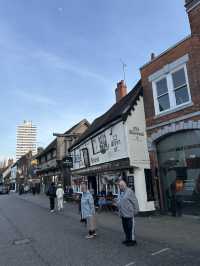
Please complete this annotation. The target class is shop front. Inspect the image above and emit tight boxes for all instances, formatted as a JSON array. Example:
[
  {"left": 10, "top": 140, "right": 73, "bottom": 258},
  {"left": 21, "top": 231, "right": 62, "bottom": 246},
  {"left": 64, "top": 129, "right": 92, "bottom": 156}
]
[
  {"left": 71, "top": 158, "right": 131, "bottom": 196},
  {"left": 157, "top": 130, "right": 200, "bottom": 215}
]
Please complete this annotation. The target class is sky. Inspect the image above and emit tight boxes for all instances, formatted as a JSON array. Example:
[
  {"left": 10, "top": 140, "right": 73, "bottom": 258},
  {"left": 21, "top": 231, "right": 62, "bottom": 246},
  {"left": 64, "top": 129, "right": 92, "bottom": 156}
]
[{"left": 0, "top": 0, "right": 190, "bottom": 160}]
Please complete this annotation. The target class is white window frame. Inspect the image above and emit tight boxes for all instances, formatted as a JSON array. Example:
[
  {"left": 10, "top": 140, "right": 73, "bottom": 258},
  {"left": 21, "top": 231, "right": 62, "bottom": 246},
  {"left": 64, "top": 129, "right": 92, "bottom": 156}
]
[{"left": 152, "top": 64, "right": 191, "bottom": 115}]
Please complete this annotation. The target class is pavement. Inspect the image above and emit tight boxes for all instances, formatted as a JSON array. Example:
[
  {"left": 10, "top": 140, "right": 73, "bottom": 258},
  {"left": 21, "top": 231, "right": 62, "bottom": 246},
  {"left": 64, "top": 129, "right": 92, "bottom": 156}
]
[{"left": 0, "top": 193, "right": 199, "bottom": 266}]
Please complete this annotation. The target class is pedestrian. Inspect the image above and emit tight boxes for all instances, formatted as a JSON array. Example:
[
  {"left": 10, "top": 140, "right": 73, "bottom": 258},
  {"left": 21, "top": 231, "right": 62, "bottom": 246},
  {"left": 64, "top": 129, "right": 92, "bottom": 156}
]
[
  {"left": 47, "top": 182, "right": 56, "bottom": 213},
  {"left": 78, "top": 193, "right": 87, "bottom": 226},
  {"left": 117, "top": 180, "right": 139, "bottom": 247},
  {"left": 80, "top": 182, "right": 96, "bottom": 239},
  {"left": 56, "top": 184, "right": 64, "bottom": 211}
]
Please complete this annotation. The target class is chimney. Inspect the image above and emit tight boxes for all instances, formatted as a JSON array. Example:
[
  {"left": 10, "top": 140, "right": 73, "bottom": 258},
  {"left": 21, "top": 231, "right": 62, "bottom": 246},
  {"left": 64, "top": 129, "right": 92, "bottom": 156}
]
[
  {"left": 115, "top": 80, "right": 127, "bottom": 102},
  {"left": 151, "top": 53, "right": 156, "bottom": 61},
  {"left": 185, "top": 0, "right": 200, "bottom": 35}
]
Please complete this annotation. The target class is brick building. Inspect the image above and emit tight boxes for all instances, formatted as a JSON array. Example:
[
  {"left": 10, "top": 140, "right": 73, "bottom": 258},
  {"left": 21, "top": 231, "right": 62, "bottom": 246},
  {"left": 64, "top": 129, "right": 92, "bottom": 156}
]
[{"left": 140, "top": 0, "right": 200, "bottom": 215}]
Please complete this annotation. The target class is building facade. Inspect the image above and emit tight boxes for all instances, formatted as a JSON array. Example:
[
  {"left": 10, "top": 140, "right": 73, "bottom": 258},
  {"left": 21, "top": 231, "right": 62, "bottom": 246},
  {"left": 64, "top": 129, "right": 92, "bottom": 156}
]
[
  {"left": 140, "top": 0, "right": 200, "bottom": 215},
  {"left": 16, "top": 121, "right": 37, "bottom": 160},
  {"left": 70, "top": 81, "right": 155, "bottom": 213},
  {"left": 13, "top": 151, "right": 33, "bottom": 191},
  {"left": 36, "top": 120, "right": 90, "bottom": 191}
]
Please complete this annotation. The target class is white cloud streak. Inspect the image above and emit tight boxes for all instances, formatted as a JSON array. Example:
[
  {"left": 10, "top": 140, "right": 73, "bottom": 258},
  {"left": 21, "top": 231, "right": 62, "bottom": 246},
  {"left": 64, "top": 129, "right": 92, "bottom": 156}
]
[
  {"left": 13, "top": 89, "right": 56, "bottom": 106},
  {"left": 33, "top": 50, "right": 109, "bottom": 83}
]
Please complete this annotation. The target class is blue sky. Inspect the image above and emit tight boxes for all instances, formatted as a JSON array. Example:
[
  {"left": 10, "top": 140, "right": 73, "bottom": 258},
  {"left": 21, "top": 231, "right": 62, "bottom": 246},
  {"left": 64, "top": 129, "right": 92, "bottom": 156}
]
[{"left": 0, "top": 0, "right": 190, "bottom": 160}]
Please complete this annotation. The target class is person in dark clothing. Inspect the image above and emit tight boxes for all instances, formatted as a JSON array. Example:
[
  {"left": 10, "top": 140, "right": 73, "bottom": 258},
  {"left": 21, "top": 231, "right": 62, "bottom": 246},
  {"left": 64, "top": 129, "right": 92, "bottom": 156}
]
[
  {"left": 78, "top": 193, "right": 87, "bottom": 226},
  {"left": 47, "top": 182, "right": 56, "bottom": 212},
  {"left": 170, "top": 181, "right": 183, "bottom": 217}
]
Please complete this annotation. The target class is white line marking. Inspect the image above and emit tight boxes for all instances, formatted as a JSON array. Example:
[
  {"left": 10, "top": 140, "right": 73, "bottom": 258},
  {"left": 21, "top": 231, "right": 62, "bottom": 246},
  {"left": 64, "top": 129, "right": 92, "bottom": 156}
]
[
  {"left": 124, "top": 262, "right": 136, "bottom": 266},
  {"left": 151, "top": 248, "right": 170, "bottom": 256}
]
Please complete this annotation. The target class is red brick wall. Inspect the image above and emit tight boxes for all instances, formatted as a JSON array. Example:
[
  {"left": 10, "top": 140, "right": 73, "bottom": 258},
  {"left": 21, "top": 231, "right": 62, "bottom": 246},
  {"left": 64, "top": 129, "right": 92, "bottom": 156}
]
[
  {"left": 188, "top": 3, "right": 200, "bottom": 35},
  {"left": 140, "top": 36, "right": 200, "bottom": 128}
]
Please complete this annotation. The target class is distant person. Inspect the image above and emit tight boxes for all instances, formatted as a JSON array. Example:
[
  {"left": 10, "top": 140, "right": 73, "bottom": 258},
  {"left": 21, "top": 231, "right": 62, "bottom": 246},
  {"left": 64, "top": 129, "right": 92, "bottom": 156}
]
[
  {"left": 78, "top": 193, "right": 87, "bottom": 225},
  {"left": 80, "top": 182, "right": 96, "bottom": 239},
  {"left": 170, "top": 181, "right": 183, "bottom": 217},
  {"left": 32, "top": 184, "right": 36, "bottom": 195},
  {"left": 117, "top": 180, "right": 139, "bottom": 247},
  {"left": 47, "top": 182, "right": 56, "bottom": 212},
  {"left": 56, "top": 184, "right": 64, "bottom": 211},
  {"left": 69, "top": 186, "right": 73, "bottom": 196}
]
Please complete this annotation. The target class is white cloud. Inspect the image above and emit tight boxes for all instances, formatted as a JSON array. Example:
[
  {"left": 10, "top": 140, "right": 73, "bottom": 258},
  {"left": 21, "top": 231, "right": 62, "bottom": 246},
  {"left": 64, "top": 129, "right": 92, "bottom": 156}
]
[
  {"left": 13, "top": 89, "right": 56, "bottom": 106},
  {"left": 33, "top": 50, "right": 110, "bottom": 83}
]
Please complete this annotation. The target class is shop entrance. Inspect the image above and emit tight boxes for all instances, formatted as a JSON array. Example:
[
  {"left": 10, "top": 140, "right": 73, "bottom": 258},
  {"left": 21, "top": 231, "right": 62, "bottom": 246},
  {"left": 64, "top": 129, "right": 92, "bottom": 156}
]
[
  {"left": 157, "top": 130, "right": 200, "bottom": 215},
  {"left": 87, "top": 176, "right": 97, "bottom": 196}
]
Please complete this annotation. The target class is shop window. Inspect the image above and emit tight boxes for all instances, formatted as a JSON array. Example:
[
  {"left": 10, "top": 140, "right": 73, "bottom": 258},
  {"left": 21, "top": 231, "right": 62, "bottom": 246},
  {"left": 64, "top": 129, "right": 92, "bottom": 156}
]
[
  {"left": 144, "top": 169, "right": 155, "bottom": 201},
  {"left": 157, "top": 130, "right": 200, "bottom": 215}
]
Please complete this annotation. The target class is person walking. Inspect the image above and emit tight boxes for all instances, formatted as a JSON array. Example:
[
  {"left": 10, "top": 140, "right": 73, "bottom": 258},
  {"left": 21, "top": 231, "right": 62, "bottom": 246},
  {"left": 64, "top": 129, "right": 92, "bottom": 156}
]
[
  {"left": 117, "top": 180, "right": 139, "bottom": 247},
  {"left": 56, "top": 184, "right": 64, "bottom": 211},
  {"left": 80, "top": 182, "right": 96, "bottom": 239},
  {"left": 47, "top": 182, "right": 56, "bottom": 213}
]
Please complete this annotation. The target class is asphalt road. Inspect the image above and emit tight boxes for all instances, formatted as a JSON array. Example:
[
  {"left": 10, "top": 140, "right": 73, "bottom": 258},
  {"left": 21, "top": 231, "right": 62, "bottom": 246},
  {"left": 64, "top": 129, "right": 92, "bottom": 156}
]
[{"left": 0, "top": 194, "right": 199, "bottom": 266}]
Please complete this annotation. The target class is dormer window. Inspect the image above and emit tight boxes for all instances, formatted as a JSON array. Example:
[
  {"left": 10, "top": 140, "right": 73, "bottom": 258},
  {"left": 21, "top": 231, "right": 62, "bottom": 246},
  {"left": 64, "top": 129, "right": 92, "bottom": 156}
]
[{"left": 149, "top": 55, "right": 191, "bottom": 115}]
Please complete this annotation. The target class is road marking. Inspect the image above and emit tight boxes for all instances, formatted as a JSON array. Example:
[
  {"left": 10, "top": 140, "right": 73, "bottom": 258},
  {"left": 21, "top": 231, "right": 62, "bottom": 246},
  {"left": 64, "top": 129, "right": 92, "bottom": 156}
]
[
  {"left": 124, "top": 262, "right": 136, "bottom": 266},
  {"left": 151, "top": 248, "right": 170, "bottom": 256},
  {"left": 13, "top": 238, "right": 31, "bottom": 245}
]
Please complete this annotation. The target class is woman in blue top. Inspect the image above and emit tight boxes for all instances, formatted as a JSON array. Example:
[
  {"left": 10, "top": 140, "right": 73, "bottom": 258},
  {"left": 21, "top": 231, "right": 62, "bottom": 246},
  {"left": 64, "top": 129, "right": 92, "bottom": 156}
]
[{"left": 81, "top": 182, "right": 96, "bottom": 239}]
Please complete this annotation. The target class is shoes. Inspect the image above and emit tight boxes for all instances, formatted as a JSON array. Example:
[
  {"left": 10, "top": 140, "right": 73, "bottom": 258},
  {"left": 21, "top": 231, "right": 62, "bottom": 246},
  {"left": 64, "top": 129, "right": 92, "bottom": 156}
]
[
  {"left": 93, "top": 233, "right": 97, "bottom": 236},
  {"left": 50, "top": 210, "right": 55, "bottom": 213},
  {"left": 85, "top": 234, "right": 94, "bottom": 239},
  {"left": 125, "top": 240, "right": 137, "bottom": 247},
  {"left": 122, "top": 240, "right": 129, "bottom": 245}
]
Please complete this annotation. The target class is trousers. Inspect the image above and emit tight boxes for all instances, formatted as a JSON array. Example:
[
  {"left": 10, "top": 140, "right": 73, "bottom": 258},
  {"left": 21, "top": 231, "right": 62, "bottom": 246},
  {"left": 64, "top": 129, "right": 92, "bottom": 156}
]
[
  {"left": 49, "top": 197, "right": 55, "bottom": 210},
  {"left": 57, "top": 198, "right": 63, "bottom": 210},
  {"left": 87, "top": 215, "right": 96, "bottom": 234},
  {"left": 122, "top": 217, "right": 133, "bottom": 241}
]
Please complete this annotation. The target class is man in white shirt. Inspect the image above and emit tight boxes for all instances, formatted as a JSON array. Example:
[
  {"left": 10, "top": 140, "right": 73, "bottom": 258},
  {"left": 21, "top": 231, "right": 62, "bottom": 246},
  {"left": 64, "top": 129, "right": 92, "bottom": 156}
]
[{"left": 56, "top": 184, "right": 64, "bottom": 211}]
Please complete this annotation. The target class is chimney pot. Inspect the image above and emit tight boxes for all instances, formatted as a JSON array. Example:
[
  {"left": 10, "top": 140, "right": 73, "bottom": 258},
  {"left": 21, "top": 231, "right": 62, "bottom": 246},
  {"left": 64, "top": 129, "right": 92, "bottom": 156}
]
[
  {"left": 115, "top": 80, "right": 127, "bottom": 102},
  {"left": 151, "top": 53, "right": 156, "bottom": 60}
]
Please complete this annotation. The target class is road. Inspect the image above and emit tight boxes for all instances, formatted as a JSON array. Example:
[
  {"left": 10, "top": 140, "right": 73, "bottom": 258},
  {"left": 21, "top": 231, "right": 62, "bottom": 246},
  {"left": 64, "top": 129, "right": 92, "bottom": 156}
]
[{"left": 0, "top": 194, "right": 199, "bottom": 266}]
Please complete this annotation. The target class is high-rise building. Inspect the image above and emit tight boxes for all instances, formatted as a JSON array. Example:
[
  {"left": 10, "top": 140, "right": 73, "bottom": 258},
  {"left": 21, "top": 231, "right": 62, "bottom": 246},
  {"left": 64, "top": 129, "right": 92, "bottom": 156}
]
[{"left": 16, "top": 121, "right": 37, "bottom": 160}]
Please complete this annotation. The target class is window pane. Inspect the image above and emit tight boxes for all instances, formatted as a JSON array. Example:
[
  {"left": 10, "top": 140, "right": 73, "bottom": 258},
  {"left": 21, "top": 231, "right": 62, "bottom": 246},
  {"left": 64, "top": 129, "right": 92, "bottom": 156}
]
[
  {"left": 172, "top": 68, "right": 186, "bottom": 88},
  {"left": 175, "top": 85, "right": 189, "bottom": 105},
  {"left": 158, "top": 94, "right": 170, "bottom": 111},
  {"left": 156, "top": 78, "right": 168, "bottom": 96}
]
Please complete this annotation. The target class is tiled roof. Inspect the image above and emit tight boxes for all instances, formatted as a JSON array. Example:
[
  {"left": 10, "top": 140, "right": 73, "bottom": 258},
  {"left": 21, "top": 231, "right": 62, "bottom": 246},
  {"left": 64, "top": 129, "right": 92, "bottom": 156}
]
[{"left": 70, "top": 80, "right": 142, "bottom": 150}]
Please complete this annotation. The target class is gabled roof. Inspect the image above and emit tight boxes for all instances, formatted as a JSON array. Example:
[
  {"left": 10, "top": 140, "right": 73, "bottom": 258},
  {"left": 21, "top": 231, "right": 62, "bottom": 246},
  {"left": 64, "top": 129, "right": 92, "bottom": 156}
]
[
  {"left": 70, "top": 80, "right": 143, "bottom": 150},
  {"left": 36, "top": 119, "right": 90, "bottom": 159}
]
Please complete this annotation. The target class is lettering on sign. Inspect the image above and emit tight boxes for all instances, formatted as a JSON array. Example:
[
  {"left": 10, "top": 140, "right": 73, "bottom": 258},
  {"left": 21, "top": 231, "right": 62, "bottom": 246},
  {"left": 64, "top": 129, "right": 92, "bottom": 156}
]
[
  {"left": 91, "top": 157, "right": 100, "bottom": 164},
  {"left": 129, "top": 127, "right": 144, "bottom": 142},
  {"left": 111, "top": 134, "right": 121, "bottom": 152}
]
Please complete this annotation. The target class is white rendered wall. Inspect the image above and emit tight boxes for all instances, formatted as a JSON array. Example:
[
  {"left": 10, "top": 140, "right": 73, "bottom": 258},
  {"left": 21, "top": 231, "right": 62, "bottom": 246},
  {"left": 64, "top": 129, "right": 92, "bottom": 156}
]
[
  {"left": 134, "top": 168, "right": 155, "bottom": 212},
  {"left": 125, "top": 97, "right": 155, "bottom": 212}
]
